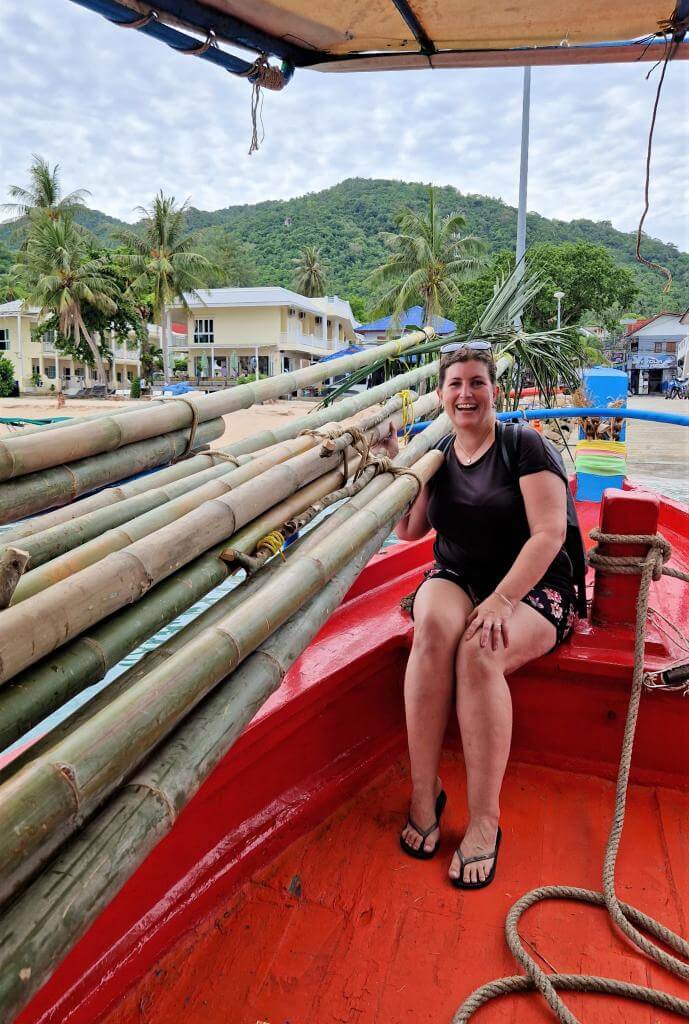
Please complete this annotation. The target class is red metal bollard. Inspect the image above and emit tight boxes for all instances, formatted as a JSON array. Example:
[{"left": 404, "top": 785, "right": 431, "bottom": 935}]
[{"left": 590, "top": 488, "right": 660, "bottom": 628}]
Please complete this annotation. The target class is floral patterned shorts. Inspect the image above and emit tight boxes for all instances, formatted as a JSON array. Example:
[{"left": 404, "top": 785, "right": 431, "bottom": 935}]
[{"left": 409, "top": 566, "right": 577, "bottom": 650}]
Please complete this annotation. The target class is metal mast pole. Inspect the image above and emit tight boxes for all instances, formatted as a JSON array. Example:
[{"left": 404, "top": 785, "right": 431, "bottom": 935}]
[{"left": 514, "top": 66, "right": 531, "bottom": 328}]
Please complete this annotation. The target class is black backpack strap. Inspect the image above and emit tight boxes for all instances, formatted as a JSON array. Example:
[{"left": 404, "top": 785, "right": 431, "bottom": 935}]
[
  {"left": 435, "top": 432, "right": 455, "bottom": 457},
  {"left": 497, "top": 420, "right": 523, "bottom": 478}
]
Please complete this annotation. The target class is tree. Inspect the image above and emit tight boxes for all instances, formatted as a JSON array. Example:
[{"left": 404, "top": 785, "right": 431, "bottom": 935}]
[
  {"left": 291, "top": 245, "right": 327, "bottom": 297},
  {"left": 18, "top": 214, "right": 117, "bottom": 382},
  {"left": 0, "top": 355, "right": 15, "bottom": 397},
  {"left": 367, "top": 186, "right": 486, "bottom": 325},
  {"left": 451, "top": 251, "right": 516, "bottom": 333},
  {"left": 525, "top": 242, "right": 637, "bottom": 330},
  {"left": 195, "top": 228, "right": 257, "bottom": 288},
  {"left": 2, "top": 155, "right": 90, "bottom": 222},
  {"left": 117, "top": 192, "right": 211, "bottom": 381}
]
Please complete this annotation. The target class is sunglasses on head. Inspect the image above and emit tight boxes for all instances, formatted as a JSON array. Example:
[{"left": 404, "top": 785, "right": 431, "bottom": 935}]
[{"left": 440, "top": 340, "right": 493, "bottom": 354}]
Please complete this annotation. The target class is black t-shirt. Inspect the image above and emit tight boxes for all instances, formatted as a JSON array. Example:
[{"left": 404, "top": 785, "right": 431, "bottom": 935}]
[{"left": 427, "top": 427, "right": 574, "bottom": 597}]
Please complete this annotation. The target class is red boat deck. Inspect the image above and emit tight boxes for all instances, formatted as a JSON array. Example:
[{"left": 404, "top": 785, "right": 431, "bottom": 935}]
[
  {"left": 16, "top": 487, "right": 689, "bottom": 1024},
  {"left": 99, "top": 753, "right": 689, "bottom": 1024}
]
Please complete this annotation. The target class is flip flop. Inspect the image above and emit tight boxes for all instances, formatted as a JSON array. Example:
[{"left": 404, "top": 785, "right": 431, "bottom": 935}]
[
  {"left": 399, "top": 789, "right": 447, "bottom": 860},
  {"left": 451, "top": 826, "right": 502, "bottom": 890}
]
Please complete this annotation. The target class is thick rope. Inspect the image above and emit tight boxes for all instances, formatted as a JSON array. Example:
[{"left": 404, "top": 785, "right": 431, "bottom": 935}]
[{"left": 452, "top": 530, "right": 689, "bottom": 1023}]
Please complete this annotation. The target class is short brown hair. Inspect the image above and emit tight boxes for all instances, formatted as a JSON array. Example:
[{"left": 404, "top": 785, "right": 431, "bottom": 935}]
[{"left": 438, "top": 347, "right": 496, "bottom": 387}]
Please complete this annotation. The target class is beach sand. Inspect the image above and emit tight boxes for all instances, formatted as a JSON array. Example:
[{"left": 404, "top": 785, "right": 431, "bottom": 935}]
[{"left": 0, "top": 396, "right": 317, "bottom": 448}]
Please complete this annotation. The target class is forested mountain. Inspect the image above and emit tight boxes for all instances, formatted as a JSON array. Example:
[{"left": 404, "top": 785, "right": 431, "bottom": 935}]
[{"left": 2, "top": 177, "right": 686, "bottom": 316}]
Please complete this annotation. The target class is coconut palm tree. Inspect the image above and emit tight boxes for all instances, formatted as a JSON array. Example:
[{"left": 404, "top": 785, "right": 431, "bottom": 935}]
[
  {"left": 2, "top": 155, "right": 90, "bottom": 222},
  {"left": 368, "top": 186, "right": 486, "bottom": 327},
  {"left": 117, "top": 192, "right": 211, "bottom": 381},
  {"left": 291, "top": 246, "right": 326, "bottom": 297},
  {"left": 19, "top": 214, "right": 117, "bottom": 383}
]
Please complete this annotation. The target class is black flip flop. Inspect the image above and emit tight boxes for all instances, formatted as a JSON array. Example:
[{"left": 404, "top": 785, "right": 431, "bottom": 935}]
[
  {"left": 451, "top": 827, "right": 502, "bottom": 890},
  {"left": 399, "top": 789, "right": 447, "bottom": 860}
]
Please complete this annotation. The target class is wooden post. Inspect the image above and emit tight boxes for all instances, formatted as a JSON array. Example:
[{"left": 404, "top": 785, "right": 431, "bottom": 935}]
[{"left": 590, "top": 488, "right": 660, "bottom": 628}]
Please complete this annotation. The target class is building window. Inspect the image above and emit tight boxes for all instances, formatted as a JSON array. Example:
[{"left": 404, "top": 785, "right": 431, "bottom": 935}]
[
  {"left": 63, "top": 367, "right": 71, "bottom": 379},
  {"left": 127, "top": 371, "right": 133, "bottom": 382},
  {"left": 0, "top": 328, "right": 8, "bottom": 351},
  {"left": 194, "top": 318, "right": 214, "bottom": 343},
  {"left": 666, "top": 341, "right": 676, "bottom": 353},
  {"left": 315, "top": 315, "right": 322, "bottom": 325},
  {"left": 42, "top": 329, "right": 56, "bottom": 344},
  {"left": 46, "top": 365, "right": 57, "bottom": 379},
  {"left": 653, "top": 342, "right": 663, "bottom": 352}
]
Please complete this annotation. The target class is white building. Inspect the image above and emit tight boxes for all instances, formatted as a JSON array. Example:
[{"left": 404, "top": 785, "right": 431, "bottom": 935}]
[
  {"left": 624, "top": 313, "right": 689, "bottom": 394},
  {"left": 168, "top": 288, "right": 358, "bottom": 379}
]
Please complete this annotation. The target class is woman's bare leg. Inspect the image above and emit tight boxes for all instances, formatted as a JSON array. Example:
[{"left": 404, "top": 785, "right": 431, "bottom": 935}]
[
  {"left": 401, "top": 579, "right": 473, "bottom": 853},
  {"left": 449, "top": 603, "right": 556, "bottom": 883}
]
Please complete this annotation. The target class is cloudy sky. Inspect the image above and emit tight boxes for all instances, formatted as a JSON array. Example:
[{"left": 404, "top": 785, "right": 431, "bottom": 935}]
[{"left": 1, "top": 1, "right": 687, "bottom": 251}]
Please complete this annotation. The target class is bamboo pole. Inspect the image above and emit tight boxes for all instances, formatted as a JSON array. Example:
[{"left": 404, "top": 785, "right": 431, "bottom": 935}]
[
  {"left": 0, "top": 331, "right": 432, "bottom": 482},
  {"left": 0, "top": 448, "right": 242, "bottom": 542},
  {"left": 0, "top": 461, "right": 362, "bottom": 760},
  {"left": 0, "top": 519, "right": 393, "bottom": 1022},
  {"left": 220, "top": 358, "right": 440, "bottom": 457},
  {"left": 1, "top": 358, "right": 439, "bottom": 539},
  {"left": 0, "top": 446, "right": 441, "bottom": 907},
  {"left": 0, "top": 418, "right": 225, "bottom": 526}
]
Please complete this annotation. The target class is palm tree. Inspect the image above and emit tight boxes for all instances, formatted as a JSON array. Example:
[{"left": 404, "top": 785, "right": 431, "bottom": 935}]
[
  {"left": 2, "top": 155, "right": 90, "bottom": 221},
  {"left": 117, "top": 192, "right": 210, "bottom": 381},
  {"left": 368, "top": 186, "right": 486, "bottom": 327},
  {"left": 291, "top": 246, "right": 326, "bottom": 297},
  {"left": 19, "top": 215, "right": 117, "bottom": 383}
]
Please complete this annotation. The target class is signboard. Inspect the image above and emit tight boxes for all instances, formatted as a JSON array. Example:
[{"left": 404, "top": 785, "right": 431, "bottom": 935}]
[{"left": 627, "top": 353, "right": 676, "bottom": 369}]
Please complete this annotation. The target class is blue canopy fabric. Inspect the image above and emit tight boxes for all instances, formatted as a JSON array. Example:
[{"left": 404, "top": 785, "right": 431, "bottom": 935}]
[
  {"left": 319, "top": 345, "right": 366, "bottom": 362},
  {"left": 356, "top": 306, "right": 455, "bottom": 335}
]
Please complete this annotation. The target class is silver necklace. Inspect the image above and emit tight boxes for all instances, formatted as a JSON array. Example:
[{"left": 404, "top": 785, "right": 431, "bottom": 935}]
[{"left": 455, "top": 423, "right": 495, "bottom": 464}]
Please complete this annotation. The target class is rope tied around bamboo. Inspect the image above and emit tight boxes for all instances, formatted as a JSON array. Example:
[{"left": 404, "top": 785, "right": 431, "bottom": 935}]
[{"left": 452, "top": 530, "right": 689, "bottom": 1024}]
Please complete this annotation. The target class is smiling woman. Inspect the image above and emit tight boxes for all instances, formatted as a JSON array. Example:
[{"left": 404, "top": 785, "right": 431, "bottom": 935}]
[{"left": 383, "top": 345, "right": 575, "bottom": 889}]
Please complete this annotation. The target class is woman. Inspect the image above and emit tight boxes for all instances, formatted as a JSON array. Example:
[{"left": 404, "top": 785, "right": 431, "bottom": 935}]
[{"left": 388, "top": 344, "right": 577, "bottom": 890}]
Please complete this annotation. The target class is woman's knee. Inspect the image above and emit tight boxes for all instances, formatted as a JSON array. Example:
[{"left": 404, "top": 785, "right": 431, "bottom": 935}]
[
  {"left": 412, "top": 615, "right": 464, "bottom": 660},
  {"left": 456, "top": 635, "right": 504, "bottom": 687}
]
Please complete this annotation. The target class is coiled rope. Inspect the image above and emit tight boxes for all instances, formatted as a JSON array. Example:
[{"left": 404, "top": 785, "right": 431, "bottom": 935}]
[{"left": 452, "top": 530, "right": 689, "bottom": 1023}]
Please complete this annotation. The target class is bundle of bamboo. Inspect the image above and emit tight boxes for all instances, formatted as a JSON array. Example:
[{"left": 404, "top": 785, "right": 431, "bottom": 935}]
[{"left": 0, "top": 332, "right": 455, "bottom": 1021}]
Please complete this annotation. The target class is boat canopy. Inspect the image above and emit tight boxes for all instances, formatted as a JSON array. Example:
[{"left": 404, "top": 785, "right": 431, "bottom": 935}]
[{"left": 70, "top": 0, "right": 689, "bottom": 76}]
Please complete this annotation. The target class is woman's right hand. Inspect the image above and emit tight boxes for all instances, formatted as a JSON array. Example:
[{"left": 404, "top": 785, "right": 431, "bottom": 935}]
[{"left": 373, "top": 420, "right": 399, "bottom": 460}]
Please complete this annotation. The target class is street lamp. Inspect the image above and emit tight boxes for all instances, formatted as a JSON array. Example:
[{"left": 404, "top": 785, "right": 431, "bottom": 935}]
[{"left": 553, "top": 291, "right": 565, "bottom": 330}]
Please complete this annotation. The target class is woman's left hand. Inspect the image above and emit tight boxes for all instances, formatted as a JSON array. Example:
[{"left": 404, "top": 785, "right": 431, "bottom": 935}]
[{"left": 463, "top": 593, "right": 514, "bottom": 650}]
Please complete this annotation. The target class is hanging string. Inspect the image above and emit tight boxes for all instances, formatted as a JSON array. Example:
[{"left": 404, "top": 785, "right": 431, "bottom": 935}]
[
  {"left": 635, "top": 9, "right": 689, "bottom": 292},
  {"left": 237, "top": 55, "right": 291, "bottom": 155}
]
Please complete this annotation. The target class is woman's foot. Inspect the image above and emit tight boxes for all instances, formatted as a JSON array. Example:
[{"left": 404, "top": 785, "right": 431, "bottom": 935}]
[
  {"left": 449, "top": 817, "right": 500, "bottom": 885},
  {"left": 400, "top": 777, "right": 444, "bottom": 855}
]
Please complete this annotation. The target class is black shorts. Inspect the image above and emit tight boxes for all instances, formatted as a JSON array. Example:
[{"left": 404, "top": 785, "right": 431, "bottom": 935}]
[{"left": 409, "top": 566, "right": 577, "bottom": 649}]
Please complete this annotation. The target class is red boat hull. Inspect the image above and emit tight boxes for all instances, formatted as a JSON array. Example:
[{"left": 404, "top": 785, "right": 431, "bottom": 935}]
[{"left": 16, "top": 488, "right": 689, "bottom": 1024}]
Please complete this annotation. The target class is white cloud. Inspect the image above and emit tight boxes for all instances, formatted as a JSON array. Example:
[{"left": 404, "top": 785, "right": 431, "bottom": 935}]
[{"left": 0, "top": 1, "right": 687, "bottom": 252}]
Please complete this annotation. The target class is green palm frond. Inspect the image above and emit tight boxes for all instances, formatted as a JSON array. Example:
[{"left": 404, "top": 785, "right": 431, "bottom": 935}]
[{"left": 2, "top": 155, "right": 90, "bottom": 221}]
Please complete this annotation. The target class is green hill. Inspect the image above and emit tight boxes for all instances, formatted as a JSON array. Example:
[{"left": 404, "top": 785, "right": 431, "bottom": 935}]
[{"left": 1, "top": 177, "right": 686, "bottom": 315}]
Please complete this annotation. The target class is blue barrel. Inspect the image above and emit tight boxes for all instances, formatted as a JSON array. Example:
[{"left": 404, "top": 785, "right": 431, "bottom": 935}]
[{"left": 576, "top": 367, "right": 628, "bottom": 501}]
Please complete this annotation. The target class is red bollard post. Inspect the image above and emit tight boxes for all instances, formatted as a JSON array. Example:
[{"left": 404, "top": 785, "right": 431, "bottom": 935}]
[{"left": 591, "top": 488, "right": 660, "bottom": 628}]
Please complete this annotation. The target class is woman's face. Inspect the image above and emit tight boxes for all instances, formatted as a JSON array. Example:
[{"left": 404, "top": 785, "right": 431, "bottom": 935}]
[{"left": 438, "top": 359, "right": 498, "bottom": 431}]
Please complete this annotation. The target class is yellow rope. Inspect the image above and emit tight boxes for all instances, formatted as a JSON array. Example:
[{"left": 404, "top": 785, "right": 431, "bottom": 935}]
[
  {"left": 397, "top": 389, "right": 414, "bottom": 442},
  {"left": 256, "top": 530, "right": 286, "bottom": 560}
]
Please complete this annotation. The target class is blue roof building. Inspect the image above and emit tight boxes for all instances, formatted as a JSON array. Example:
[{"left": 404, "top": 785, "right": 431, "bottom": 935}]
[{"left": 356, "top": 306, "right": 456, "bottom": 343}]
